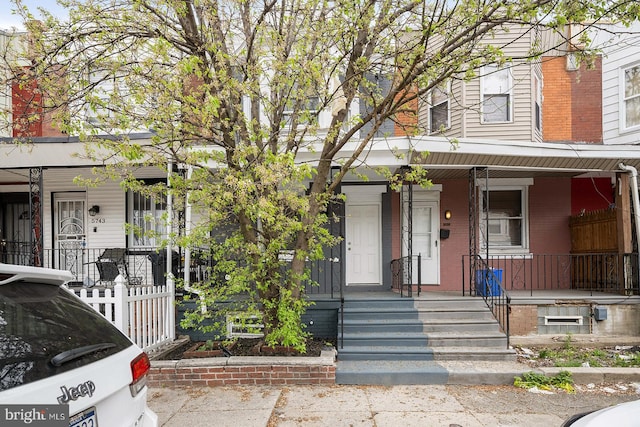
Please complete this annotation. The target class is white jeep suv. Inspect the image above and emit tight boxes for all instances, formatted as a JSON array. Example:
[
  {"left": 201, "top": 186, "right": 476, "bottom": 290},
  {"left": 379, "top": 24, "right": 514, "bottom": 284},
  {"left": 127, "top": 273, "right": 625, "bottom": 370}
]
[{"left": 0, "top": 263, "right": 158, "bottom": 427}]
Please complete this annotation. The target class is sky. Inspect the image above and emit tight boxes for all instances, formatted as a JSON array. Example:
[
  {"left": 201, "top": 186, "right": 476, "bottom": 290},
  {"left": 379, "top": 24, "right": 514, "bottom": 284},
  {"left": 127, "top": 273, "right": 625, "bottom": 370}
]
[{"left": 0, "top": 0, "right": 68, "bottom": 31}]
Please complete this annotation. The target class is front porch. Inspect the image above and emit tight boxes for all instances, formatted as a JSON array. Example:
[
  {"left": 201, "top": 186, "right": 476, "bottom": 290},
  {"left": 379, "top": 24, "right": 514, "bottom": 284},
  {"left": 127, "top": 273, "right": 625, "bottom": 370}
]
[{"left": 1, "top": 244, "right": 195, "bottom": 288}]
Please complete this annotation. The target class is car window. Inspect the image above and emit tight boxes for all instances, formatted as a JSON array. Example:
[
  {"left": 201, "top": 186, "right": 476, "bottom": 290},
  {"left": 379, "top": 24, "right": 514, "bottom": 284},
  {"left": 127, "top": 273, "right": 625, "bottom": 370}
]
[{"left": 0, "top": 281, "right": 132, "bottom": 391}]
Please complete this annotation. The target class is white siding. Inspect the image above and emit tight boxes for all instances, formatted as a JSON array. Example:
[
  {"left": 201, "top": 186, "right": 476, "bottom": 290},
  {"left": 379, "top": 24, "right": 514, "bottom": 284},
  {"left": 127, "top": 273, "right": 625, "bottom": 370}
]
[
  {"left": 43, "top": 168, "right": 127, "bottom": 251},
  {"left": 600, "top": 21, "right": 640, "bottom": 145}
]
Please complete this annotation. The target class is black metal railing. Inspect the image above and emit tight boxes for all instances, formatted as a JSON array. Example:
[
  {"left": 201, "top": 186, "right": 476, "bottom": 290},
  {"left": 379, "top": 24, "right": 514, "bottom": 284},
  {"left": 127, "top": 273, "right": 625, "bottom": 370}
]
[
  {"left": 391, "top": 255, "right": 423, "bottom": 297},
  {"left": 465, "top": 255, "right": 511, "bottom": 346},
  {"left": 0, "top": 240, "right": 37, "bottom": 266},
  {"left": 462, "top": 253, "right": 640, "bottom": 296},
  {"left": 0, "top": 245, "right": 189, "bottom": 288}
]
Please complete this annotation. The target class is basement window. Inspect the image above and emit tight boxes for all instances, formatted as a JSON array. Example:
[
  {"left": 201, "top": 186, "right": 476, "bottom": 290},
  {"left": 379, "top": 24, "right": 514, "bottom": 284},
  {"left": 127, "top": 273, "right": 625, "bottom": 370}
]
[
  {"left": 544, "top": 315, "right": 583, "bottom": 326},
  {"left": 226, "top": 313, "right": 264, "bottom": 338}
]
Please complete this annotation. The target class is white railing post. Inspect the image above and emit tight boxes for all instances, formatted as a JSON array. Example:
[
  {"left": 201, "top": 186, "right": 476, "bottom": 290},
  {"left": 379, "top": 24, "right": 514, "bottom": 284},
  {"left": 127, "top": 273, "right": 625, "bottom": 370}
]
[
  {"left": 113, "top": 275, "right": 128, "bottom": 333},
  {"left": 70, "top": 273, "right": 175, "bottom": 353},
  {"left": 167, "top": 274, "right": 176, "bottom": 342}
]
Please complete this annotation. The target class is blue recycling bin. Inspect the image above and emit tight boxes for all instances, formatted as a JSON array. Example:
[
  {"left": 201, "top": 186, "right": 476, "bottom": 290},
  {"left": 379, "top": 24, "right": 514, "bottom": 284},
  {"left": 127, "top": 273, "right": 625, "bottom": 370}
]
[{"left": 476, "top": 268, "right": 503, "bottom": 296}]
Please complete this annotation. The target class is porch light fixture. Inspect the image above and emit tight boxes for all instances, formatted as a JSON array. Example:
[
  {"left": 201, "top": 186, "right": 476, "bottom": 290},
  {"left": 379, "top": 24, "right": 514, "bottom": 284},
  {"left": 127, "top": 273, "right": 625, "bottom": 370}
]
[
  {"left": 88, "top": 205, "right": 100, "bottom": 216},
  {"left": 444, "top": 209, "right": 452, "bottom": 220}
]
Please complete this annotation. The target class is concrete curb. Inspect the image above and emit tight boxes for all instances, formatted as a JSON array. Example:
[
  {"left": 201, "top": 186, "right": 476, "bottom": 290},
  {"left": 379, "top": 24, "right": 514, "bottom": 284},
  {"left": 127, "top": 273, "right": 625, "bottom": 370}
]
[
  {"left": 539, "top": 367, "right": 640, "bottom": 384},
  {"left": 149, "top": 346, "right": 640, "bottom": 386},
  {"left": 441, "top": 361, "right": 640, "bottom": 385},
  {"left": 150, "top": 349, "right": 337, "bottom": 369}
]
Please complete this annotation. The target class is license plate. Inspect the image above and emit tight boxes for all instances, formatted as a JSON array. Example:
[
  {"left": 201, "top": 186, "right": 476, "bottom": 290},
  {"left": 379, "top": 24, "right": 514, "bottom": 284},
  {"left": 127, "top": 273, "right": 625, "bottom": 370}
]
[{"left": 69, "top": 407, "right": 98, "bottom": 427}]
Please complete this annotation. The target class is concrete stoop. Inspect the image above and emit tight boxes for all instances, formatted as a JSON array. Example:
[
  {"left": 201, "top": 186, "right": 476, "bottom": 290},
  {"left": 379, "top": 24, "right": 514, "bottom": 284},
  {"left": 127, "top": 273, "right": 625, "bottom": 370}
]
[{"left": 336, "top": 296, "right": 516, "bottom": 385}]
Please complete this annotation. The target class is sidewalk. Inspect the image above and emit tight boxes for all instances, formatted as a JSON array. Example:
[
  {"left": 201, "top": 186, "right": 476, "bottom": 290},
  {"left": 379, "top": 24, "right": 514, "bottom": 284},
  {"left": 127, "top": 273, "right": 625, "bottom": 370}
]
[{"left": 147, "top": 379, "right": 640, "bottom": 427}]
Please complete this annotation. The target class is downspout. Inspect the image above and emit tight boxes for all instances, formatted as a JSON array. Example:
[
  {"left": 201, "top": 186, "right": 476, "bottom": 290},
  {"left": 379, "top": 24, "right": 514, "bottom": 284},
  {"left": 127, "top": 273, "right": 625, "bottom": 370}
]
[{"left": 619, "top": 163, "right": 640, "bottom": 284}]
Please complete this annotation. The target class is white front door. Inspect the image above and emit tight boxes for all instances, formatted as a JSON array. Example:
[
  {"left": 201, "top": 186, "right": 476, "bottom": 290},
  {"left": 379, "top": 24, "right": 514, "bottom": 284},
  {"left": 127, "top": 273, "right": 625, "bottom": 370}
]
[
  {"left": 346, "top": 203, "right": 381, "bottom": 286},
  {"left": 402, "top": 197, "right": 440, "bottom": 285},
  {"left": 54, "top": 193, "right": 86, "bottom": 277}
]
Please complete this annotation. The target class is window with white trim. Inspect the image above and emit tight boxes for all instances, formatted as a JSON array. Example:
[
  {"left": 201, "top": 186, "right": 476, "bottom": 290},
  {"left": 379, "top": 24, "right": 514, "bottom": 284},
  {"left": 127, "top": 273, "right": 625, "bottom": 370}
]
[
  {"left": 479, "top": 181, "right": 530, "bottom": 252},
  {"left": 481, "top": 64, "right": 512, "bottom": 123},
  {"left": 85, "top": 64, "right": 129, "bottom": 127},
  {"left": 429, "top": 82, "right": 450, "bottom": 133},
  {"left": 623, "top": 64, "right": 640, "bottom": 130},
  {"left": 127, "top": 189, "right": 167, "bottom": 248},
  {"left": 86, "top": 66, "right": 112, "bottom": 125},
  {"left": 283, "top": 93, "right": 320, "bottom": 127},
  {"left": 534, "top": 74, "right": 542, "bottom": 131}
]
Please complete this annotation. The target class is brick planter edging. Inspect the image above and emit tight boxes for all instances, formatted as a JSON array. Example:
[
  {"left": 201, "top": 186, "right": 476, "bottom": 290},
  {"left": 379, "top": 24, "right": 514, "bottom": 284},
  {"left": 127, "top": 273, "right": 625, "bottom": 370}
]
[{"left": 148, "top": 350, "right": 337, "bottom": 387}]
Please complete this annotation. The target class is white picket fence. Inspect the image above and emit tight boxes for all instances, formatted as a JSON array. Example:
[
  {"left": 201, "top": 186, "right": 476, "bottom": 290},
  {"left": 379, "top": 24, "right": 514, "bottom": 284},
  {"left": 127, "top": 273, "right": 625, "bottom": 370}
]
[{"left": 65, "top": 275, "right": 176, "bottom": 353}]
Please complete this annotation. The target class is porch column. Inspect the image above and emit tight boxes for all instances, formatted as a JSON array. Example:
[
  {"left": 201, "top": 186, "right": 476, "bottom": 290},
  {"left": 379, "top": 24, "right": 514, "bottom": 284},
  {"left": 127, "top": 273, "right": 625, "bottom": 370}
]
[
  {"left": 29, "top": 167, "right": 43, "bottom": 267},
  {"left": 616, "top": 172, "right": 633, "bottom": 253},
  {"left": 615, "top": 172, "right": 634, "bottom": 293}
]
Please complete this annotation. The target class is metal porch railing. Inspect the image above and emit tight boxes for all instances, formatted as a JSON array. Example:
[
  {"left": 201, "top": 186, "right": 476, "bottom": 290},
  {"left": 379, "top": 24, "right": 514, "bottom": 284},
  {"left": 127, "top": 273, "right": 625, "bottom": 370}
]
[
  {"left": 462, "top": 253, "right": 640, "bottom": 296},
  {"left": 1, "top": 244, "right": 184, "bottom": 288},
  {"left": 464, "top": 255, "right": 511, "bottom": 346},
  {"left": 390, "top": 254, "right": 423, "bottom": 297}
]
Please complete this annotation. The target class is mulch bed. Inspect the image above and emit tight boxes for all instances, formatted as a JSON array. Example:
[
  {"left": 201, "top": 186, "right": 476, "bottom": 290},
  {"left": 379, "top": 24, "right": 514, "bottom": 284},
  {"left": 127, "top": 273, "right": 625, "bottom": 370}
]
[{"left": 159, "top": 337, "right": 336, "bottom": 360}]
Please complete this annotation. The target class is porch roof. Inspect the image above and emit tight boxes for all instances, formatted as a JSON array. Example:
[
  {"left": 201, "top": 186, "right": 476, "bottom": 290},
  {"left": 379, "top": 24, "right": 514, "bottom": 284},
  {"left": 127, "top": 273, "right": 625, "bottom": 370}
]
[
  {"left": 408, "top": 136, "right": 640, "bottom": 179},
  {"left": 2, "top": 134, "right": 640, "bottom": 181}
]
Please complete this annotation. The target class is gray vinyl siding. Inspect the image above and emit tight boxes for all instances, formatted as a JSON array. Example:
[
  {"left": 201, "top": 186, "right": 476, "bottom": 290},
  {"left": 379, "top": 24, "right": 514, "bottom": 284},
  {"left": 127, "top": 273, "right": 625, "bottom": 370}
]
[
  {"left": 360, "top": 73, "right": 396, "bottom": 138},
  {"left": 464, "top": 67, "right": 536, "bottom": 141},
  {"left": 178, "top": 299, "right": 340, "bottom": 341},
  {"left": 418, "top": 25, "right": 541, "bottom": 142}
]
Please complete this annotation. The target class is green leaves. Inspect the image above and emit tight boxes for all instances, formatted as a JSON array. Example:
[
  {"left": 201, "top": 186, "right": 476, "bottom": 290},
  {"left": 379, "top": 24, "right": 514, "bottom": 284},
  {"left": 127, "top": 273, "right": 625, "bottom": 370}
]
[
  {"left": 8, "top": 0, "right": 640, "bottom": 349},
  {"left": 514, "top": 371, "right": 575, "bottom": 393}
]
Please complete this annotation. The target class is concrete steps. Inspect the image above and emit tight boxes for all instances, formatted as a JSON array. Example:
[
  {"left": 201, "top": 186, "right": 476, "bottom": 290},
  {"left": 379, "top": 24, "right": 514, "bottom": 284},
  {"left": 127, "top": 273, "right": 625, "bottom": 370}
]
[{"left": 335, "top": 296, "right": 516, "bottom": 385}]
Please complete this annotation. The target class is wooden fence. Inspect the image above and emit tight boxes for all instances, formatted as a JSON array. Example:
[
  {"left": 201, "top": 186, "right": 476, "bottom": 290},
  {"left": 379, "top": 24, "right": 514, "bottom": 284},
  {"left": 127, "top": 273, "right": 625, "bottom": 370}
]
[
  {"left": 64, "top": 275, "right": 176, "bottom": 352},
  {"left": 569, "top": 208, "right": 618, "bottom": 253},
  {"left": 569, "top": 208, "right": 630, "bottom": 292}
]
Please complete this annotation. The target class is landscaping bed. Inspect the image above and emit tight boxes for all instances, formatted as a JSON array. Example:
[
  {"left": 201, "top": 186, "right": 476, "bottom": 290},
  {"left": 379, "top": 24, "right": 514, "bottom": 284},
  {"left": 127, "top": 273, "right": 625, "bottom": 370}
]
[
  {"left": 158, "top": 336, "right": 336, "bottom": 360},
  {"left": 516, "top": 344, "right": 640, "bottom": 368}
]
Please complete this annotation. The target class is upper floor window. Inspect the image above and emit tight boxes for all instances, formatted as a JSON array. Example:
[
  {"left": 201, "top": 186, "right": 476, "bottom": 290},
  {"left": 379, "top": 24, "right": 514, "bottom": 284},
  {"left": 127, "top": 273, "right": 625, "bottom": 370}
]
[
  {"left": 481, "top": 64, "right": 512, "bottom": 123},
  {"left": 479, "top": 179, "right": 531, "bottom": 254},
  {"left": 127, "top": 188, "right": 167, "bottom": 248},
  {"left": 429, "top": 82, "right": 450, "bottom": 133},
  {"left": 283, "top": 95, "right": 320, "bottom": 127},
  {"left": 623, "top": 64, "right": 640, "bottom": 130},
  {"left": 86, "top": 67, "right": 112, "bottom": 126},
  {"left": 534, "top": 75, "right": 542, "bottom": 131}
]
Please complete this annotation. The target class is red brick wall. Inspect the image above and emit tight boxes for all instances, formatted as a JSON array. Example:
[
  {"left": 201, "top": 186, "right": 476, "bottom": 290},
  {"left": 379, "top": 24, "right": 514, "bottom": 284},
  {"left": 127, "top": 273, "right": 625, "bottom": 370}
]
[
  {"left": 393, "top": 86, "right": 418, "bottom": 136},
  {"left": 529, "top": 177, "right": 571, "bottom": 254},
  {"left": 12, "top": 72, "right": 43, "bottom": 138},
  {"left": 11, "top": 67, "right": 65, "bottom": 138},
  {"left": 391, "top": 191, "right": 401, "bottom": 260},
  {"left": 433, "top": 177, "right": 571, "bottom": 291},
  {"left": 438, "top": 179, "right": 470, "bottom": 292},
  {"left": 148, "top": 363, "right": 336, "bottom": 387},
  {"left": 571, "top": 56, "right": 602, "bottom": 143},
  {"left": 542, "top": 56, "right": 602, "bottom": 143},
  {"left": 542, "top": 57, "right": 572, "bottom": 141}
]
